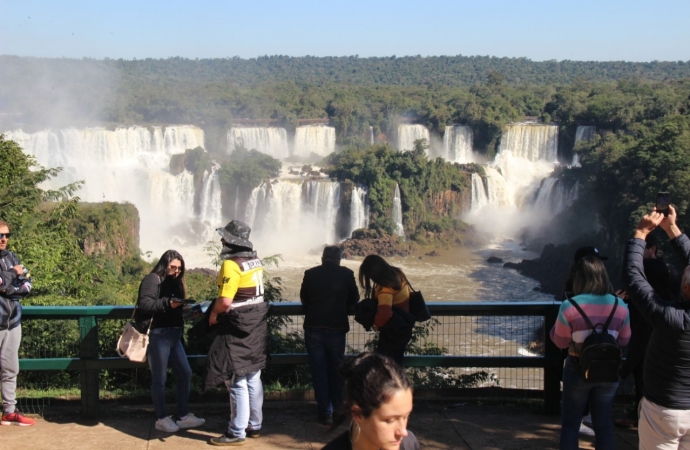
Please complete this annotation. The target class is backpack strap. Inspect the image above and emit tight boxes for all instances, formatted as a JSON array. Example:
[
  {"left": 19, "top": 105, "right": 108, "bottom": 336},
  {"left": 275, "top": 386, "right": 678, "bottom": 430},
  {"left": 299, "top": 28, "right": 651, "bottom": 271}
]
[
  {"left": 566, "top": 296, "right": 596, "bottom": 332},
  {"left": 567, "top": 295, "right": 619, "bottom": 333},
  {"left": 602, "top": 297, "right": 619, "bottom": 332}
]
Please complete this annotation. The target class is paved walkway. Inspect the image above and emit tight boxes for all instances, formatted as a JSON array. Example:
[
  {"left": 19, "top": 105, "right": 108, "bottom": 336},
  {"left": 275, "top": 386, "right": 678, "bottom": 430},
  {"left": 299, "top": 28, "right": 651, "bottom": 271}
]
[{"left": 3, "top": 400, "right": 639, "bottom": 449}]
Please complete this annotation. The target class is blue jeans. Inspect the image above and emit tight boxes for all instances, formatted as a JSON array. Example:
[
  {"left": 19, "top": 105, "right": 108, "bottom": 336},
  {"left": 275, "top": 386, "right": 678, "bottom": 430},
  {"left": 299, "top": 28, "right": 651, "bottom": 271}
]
[
  {"left": 147, "top": 327, "right": 192, "bottom": 419},
  {"left": 225, "top": 370, "right": 263, "bottom": 438},
  {"left": 304, "top": 328, "right": 346, "bottom": 418},
  {"left": 560, "top": 356, "right": 618, "bottom": 450}
]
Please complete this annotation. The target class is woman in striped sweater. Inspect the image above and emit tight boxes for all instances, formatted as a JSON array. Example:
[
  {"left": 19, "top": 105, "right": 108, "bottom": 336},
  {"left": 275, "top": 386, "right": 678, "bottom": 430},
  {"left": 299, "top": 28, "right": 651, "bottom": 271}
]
[
  {"left": 359, "top": 255, "right": 413, "bottom": 366},
  {"left": 550, "top": 256, "right": 631, "bottom": 450}
]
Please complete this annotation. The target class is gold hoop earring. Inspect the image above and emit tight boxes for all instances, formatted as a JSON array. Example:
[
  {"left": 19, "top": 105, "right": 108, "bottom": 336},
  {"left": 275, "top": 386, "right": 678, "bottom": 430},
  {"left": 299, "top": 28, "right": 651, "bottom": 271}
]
[{"left": 349, "top": 420, "right": 361, "bottom": 444}]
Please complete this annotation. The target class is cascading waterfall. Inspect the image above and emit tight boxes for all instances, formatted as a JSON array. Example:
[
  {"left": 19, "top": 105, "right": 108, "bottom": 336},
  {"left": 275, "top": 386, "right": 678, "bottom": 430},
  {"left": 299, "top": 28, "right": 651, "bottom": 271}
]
[
  {"left": 244, "top": 180, "right": 344, "bottom": 252},
  {"left": 441, "top": 125, "right": 474, "bottom": 163},
  {"left": 3, "top": 125, "right": 212, "bottom": 261},
  {"left": 397, "top": 124, "right": 430, "bottom": 153},
  {"left": 571, "top": 125, "right": 596, "bottom": 167},
  {"left": 293, "top": 125, "right": 336, "bottom": 158},
  {"left": 369, "top": 126, "right": 374, "bottom": 145},
  {"left": 498, "top": 124, "right": 558, "bottom": 162},
  {"left": 350, "top": 186, "right": 370, "bottom": 234},
  {"left": 467, "top": 123, "right": 571, "bottom": 235},
  {"left": 575, "top": 126, "right": 596, "bottom": 143},
  {"left": 392, "top": 184, "right": 405, "bottom": 237},
  {"left": 199, "top": 164, "right": 223, "bottom": 227},
  {"left": 470, "top": 173, "right": 489, "bottom": 211},
  {"left": 532, "top": 178, "right": 579, "bottom": 215},
  {"left": 227, "top": 127, "right": 289, "bottom": 159}
]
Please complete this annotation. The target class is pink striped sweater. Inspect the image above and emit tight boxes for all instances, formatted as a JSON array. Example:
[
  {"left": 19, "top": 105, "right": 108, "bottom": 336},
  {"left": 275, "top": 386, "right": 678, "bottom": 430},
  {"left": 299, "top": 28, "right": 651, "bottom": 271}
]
[{"left": 550, "top": 293, "right": 631, "bottom": 356}]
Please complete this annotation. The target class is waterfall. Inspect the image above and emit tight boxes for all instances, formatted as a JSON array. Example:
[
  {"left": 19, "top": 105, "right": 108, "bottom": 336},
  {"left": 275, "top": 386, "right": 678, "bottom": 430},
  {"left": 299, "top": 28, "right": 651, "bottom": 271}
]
[
  {"left": 466, "top": 123, "right": 564, "bottom": 235},
  {"left": 244, "top": 179, "right": 343, "bottom": 252},
  {"left": 397, "top": 124, "right": 430, "bottom": 153},
  {"left": 369, "top": 126, "right": 374, "bottom": 145},
  {"left": 199, "top": 164, "right": 223, "bottom": 227},
  {"left": 532, "top": 178, "right": 579, "bottom": 215},
  {"left": 442, "top": 125, "right": 474, "bottom": 163},
  {"left": 227, "top": 127, "right": 289, "bottom": 159},
  {"left": 392, "top": 184, "right": 405, "bottom": 237},
  {"left": 350, "top": 186, "right": 369, "bottom": 234},
  {"left": 3, "top": 125, "right": 214, "bottom": 261},
  {"left": 471, "top": 173, "right": 489, "bottom": 211},
  {"left": 293, "top": 125, "right": 336, "bottom": 158},
  {"left": 498, "top": 124, "right": 558, "bottom": 162},
  {"left": 571, "top": 125, "right": 595, "bottom": 167},
  {"left": 575, "top": 126, "right": 596, "bottom": 143}
]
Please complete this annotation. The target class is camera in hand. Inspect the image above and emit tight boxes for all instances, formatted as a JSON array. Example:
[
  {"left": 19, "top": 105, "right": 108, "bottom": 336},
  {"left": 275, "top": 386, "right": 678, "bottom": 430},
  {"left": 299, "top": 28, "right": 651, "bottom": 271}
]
[
  {"left": 171, "top": 298, "right": 196, "bottom": 304},
  {"left": 656, "top": 191, "right": 671, "bottom": 216}
]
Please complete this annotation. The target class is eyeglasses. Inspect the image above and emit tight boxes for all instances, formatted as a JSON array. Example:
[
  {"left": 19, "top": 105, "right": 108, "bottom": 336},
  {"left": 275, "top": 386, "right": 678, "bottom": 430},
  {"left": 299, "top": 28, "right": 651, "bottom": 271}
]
[
  {"left": 0, "top": 233, "right": 11, "bottom": 239},
  {"left": 168, "top": 265, "right": 182, "bottom": 272}
]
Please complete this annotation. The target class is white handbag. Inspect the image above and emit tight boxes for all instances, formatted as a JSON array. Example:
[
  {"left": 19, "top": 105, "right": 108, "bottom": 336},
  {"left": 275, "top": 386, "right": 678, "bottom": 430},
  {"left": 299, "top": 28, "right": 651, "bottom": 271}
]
[{"left": 116, "top": 305, "right": 152, "bottom": 363}]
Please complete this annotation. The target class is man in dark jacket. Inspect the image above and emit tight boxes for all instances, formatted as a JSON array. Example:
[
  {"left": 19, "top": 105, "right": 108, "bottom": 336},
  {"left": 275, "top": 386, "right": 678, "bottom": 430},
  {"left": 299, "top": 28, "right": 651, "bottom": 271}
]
[
  {"left": 206, "top": 220, "right": 270, "bottom": 446},
  {"left": 623, "top": 205, "right": 690, "bottom": 449},
  {"left": 0, "top": 221, "right": 35, "bottom": 426},
  {"left": 300, "top": 246, "right": 359, "bottom": 426}
]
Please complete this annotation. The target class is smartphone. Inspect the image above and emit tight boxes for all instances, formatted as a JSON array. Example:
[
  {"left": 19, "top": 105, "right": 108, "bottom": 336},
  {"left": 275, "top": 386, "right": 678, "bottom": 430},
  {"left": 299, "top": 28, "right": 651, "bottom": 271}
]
[
  {"left": 171, "top": 298, "right": 196, "bottom": 304},
  {"left": 656, "top": 192, "right": 671, "bottom": 216}
]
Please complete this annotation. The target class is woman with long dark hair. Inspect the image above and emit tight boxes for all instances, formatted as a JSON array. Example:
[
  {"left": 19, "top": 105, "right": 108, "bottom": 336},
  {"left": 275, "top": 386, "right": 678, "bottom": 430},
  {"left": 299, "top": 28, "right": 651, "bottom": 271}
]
[
  {"left": 322, "top": 352, "right": 420, "bottom": 450},
  {"left": 358, "top": 255, "right": 413, "bottom": 366},
  {"left": 550, "top": 256, "right": 631, "bottom": 450},
  {"left": 135, "top": 250, "right": 205, "bottom": 433}
]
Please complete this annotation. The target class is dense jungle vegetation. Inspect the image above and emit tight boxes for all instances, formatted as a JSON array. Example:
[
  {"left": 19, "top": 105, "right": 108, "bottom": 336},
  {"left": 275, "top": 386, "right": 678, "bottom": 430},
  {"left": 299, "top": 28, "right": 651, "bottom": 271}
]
[{"left": 3, "top": 55, "right": 690, "bottom": 277}]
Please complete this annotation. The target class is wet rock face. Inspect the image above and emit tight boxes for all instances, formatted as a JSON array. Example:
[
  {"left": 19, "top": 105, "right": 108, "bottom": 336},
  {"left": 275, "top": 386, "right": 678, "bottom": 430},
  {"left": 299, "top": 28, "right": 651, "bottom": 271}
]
[{"left": 339, "top": 235, "right": 415, "bottom": 259}]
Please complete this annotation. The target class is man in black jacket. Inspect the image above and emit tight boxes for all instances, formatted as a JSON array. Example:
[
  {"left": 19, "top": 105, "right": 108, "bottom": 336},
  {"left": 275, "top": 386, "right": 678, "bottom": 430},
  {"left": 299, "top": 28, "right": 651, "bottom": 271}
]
[
  {"left": 0, "top": 221, "right": 34, "bottom": 426},
  {"left": 300, "top": 246, "right": 359, "bottom": 426},
  {"left": 623, "top": 205, "right": 690, "bottom": 449}
]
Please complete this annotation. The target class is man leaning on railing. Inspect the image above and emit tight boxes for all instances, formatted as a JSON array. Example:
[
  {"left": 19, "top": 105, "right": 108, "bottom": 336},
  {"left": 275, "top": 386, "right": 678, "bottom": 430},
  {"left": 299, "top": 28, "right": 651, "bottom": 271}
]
[{"left": 0, "top": 220, "right": 35, "bottom": 426}]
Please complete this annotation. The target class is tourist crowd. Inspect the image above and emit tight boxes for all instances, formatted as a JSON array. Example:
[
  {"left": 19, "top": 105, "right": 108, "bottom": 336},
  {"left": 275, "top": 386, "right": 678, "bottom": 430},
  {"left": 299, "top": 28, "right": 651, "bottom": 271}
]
[{"left": 3, "top": 204, "right": 690, "bottom": 450}]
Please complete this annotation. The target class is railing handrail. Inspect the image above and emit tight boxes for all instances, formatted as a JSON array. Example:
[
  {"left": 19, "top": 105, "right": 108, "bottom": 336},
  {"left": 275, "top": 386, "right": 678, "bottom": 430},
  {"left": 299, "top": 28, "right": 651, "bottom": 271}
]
[
  {"left": 22, "top": 301, "right": 561, "bottom": 319},
  {"left": 19, "top": 301, "right": 563, "bottom": 416}
]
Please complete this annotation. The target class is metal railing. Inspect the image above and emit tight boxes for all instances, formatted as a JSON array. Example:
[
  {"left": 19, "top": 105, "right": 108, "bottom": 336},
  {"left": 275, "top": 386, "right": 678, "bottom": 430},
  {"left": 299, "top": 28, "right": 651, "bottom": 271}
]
[{"left": 18, "top": 301, "right": 562, "bottom": 416}]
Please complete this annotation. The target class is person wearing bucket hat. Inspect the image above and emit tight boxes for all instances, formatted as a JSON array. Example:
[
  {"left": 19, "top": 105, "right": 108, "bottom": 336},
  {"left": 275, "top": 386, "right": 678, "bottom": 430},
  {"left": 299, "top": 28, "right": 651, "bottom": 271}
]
[
  {"left": 216, "top": 220, "right": 253, "bottom": 250},
  {"left": 205, "top": 220, "right": 270, "bottom": 446}
]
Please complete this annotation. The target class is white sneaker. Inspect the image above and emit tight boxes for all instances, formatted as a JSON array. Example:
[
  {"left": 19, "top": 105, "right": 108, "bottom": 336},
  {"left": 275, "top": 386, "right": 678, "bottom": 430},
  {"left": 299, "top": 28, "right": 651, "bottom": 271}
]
[
  {"left": 176, "top": 413, "right": 205, "bottom": 429},
  {"left": 155, "top": 416, "right": 180, "bottom": 433}
]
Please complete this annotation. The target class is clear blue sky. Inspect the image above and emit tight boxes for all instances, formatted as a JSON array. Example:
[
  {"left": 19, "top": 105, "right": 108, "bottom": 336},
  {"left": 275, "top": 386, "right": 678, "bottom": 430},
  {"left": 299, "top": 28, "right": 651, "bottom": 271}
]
[{"left": 2, "top": 0, "right": 689, "bottom": 62}]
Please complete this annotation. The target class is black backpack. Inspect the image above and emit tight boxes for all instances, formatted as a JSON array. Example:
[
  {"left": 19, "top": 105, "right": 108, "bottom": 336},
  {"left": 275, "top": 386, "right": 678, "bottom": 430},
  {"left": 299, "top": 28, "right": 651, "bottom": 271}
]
[{"left": 568, "top": 297, "right": 622, "bottom": 383}]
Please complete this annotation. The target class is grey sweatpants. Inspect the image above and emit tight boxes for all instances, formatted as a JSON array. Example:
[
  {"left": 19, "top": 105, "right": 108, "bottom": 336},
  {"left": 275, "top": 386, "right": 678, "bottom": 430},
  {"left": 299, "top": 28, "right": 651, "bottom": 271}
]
[{"left": 0, "top": 325, "right": 21, "bottom": 414}]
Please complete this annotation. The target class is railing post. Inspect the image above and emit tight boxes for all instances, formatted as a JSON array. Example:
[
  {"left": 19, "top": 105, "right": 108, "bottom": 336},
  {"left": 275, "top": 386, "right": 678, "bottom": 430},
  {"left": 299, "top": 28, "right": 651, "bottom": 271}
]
[
  {"left": 543, "top": 303, "right": 562, "bottom": 415},
  {"left": 79, "top": 316, "right": 99, "bottom": 417}
]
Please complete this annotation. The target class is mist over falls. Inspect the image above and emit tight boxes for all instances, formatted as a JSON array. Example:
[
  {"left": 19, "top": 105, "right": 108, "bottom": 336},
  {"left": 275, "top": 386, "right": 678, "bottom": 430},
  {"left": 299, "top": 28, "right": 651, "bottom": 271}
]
[
  {"left": 3, "top": 121, "right": 592, "bottom": 266},
  {"left": 466, "top": 124, "right": 584, "bottom": 239}
]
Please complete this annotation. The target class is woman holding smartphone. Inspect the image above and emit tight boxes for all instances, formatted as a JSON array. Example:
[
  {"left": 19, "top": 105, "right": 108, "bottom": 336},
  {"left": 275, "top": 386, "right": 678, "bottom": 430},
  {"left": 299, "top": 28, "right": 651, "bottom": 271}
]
[{"left": 135, "top": 249, "right": 205, "bottom": 433}]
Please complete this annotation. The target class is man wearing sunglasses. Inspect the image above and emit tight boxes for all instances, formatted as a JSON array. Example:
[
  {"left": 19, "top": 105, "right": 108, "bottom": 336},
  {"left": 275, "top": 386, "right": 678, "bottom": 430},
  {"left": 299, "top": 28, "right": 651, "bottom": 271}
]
[{"left": 0, "top": 221, "right": 34, "bottom": 426}]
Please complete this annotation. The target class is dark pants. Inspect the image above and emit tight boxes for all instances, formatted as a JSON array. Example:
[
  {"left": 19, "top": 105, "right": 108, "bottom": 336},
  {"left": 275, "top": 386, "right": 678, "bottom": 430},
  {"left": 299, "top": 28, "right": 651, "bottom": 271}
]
[
  {"left": 377, "top": 327, "right": 413, "bottom": 367},
  {"left": 560, "top": 356, "right": 618, "bottom": 450},
  {"left": 147, "top": 327, "right": 192, "bottom": 420},
  {"left": 304, "top": 328, "right": 346, "bottom": 418}
]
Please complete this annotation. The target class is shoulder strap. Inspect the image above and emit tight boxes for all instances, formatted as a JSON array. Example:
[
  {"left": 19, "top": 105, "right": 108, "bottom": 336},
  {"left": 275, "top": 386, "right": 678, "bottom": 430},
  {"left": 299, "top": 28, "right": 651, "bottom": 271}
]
[
  {"left": 568, "top": 296, "right": 619, "bottom": 333},
  {"left": 567, "top": 296, "right": 596, "bottom": 332},
  {"left": 602, "top": 297, "right": 619, "bottom": 332},
  {"left": 404, "top": 275, "right": 416, "bottom": 293}
]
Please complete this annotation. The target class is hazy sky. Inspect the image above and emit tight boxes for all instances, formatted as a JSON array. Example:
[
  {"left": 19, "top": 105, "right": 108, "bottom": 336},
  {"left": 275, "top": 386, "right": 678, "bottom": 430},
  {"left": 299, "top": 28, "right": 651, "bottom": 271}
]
[{"left": 2, "top": 0, "right": 689, "bottom": 62}]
